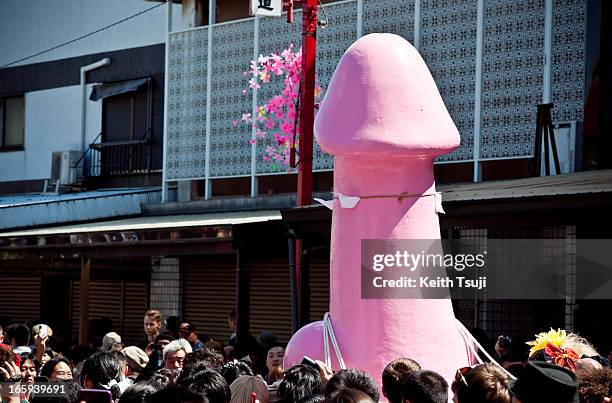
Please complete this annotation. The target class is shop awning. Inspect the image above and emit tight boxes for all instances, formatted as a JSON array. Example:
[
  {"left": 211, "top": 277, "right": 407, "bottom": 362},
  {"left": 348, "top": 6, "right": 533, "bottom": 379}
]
[
  {"left": 89, "top": 77, "right": 150, "bottom": 101},
  {"left": 0, "top": 210, "right": 282, "bottom": 238}
]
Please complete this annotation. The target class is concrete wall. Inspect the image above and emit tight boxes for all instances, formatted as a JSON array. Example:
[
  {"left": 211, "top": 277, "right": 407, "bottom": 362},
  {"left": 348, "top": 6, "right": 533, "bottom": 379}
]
[
  {"left": 0, "top": 0, "right": 178, "bottom": 184},
  {"left": 0, "top": 85, "right": 101, "bottom": 182},
  {"left": 0, "top": 0, "right": 180, "bottom": 67}
]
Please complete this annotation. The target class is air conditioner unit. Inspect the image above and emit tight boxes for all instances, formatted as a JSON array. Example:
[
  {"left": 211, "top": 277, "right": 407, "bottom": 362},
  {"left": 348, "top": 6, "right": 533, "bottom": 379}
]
[{"left": 50, "top": 151, "right": 83, "bottom": 185}]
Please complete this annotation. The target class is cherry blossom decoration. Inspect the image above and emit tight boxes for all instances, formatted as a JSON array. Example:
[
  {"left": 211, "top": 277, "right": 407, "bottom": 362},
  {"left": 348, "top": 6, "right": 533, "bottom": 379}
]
[{"left": 239, "top": 44, "right": 324, "bottom": 170}]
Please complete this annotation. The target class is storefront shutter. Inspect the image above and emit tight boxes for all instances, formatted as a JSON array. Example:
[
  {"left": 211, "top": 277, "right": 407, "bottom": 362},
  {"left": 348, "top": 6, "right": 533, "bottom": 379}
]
[
  {"left": 0, "top": 276, "right": 41, "bottom": 324},
  {"left": 71, "top": 280, "right": 148, "bottom": 346},
  {"left": 249, "top": 260, "right": 292, "bottom": 343},
  {"left": 183, "top": 255, "right": 237, "bottom": 344},
  {"left": 309, "top": 259, "right": 330, "bottom": 323}
]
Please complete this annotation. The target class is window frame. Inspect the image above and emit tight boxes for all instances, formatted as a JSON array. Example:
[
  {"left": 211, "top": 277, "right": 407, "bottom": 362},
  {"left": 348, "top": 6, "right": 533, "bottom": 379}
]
[{"left": 0, "top": 95, "right": 25, "bottom": 152}]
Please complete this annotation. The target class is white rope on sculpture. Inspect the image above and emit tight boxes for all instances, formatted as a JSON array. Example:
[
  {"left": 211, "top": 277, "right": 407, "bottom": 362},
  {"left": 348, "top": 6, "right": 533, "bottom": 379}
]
[
  {"left": 323, "top": 312, "right": 347, "bottom": 370},
  {"left": 455, "top": 318, "right": 517, "bottom": 380}
]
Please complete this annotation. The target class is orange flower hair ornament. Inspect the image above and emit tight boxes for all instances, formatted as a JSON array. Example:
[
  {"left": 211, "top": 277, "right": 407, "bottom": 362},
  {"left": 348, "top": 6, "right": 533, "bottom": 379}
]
[{"left": 544, "top": 342, "right": 580, "bottom": 371}]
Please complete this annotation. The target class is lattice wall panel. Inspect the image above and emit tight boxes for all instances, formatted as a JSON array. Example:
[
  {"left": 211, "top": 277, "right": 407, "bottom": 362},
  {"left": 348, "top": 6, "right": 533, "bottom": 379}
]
[
  {"left": 256, "top": 12, "right": 303, "bottom": 174},
  {"left": 314, "top": 1, "right": 357, "bottom": 171},
  {"left": 551, "top": 0, "right": 586, "bottom": 123},
  {"left": 362, "top": 0, "right": 414, "bottom": 43},
  {"left": 210, "top": 20, "right": 254, "bottom": 177},
  {"left": 421, "top": 0, "right": 477, "bottom": 162},
  {"left": 166, "top": 28, "right": 208, "bottom": 180},
  {"left": 480, "top": 0, "right": 545, "bottom": 159}
]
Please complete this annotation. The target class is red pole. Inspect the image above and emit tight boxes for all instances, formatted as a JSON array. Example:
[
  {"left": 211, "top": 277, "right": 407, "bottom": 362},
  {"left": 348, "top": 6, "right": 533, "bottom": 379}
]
[{"left": 297, "top": 0, "right": 317, "bottom": 207}]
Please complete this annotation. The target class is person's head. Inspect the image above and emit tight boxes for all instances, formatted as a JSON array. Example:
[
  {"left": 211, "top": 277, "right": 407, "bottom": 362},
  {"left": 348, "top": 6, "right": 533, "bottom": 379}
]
[
  {"left": 41, "top": 349, "right": 55, "bottom": 366},
  {"left": 112, "top": 350, "right": 129, "bottom": 379},
  {"left": 328, "top": 388, "right": 376, "bottom": 403},
  {"left": 0, "top": 343, "right": 18, "bottom": 373},
  {"left": 182, "top": 347, "right": 226, "bottom": 376},
  {"left": 402, "top": 370, "right": 448, "bottom": 403},
  {"left": 164, "top": 339, "right": 193, "bottom": 370},
  {"left": 266, "top": 346, "right": 285, "bottom": 372},
  {"left": 118, "top": 381, "right": 159, "bottom": 403},
  {"left": 148, "top": 368, "right": 180, "bottom": 389},
  {"left": 508, "top": 361, "right": 579, "bottom": 403},
  {"left": 30, "top": 380, "right": 79, "bottom": 403},
  {"left": 148, "top": 386, "right": 208, "bottom": 403},
  {"left": 451, "top": 363, "right": 511, "bottom": 403},
  {"left": 278, "top": 364, "right": 325, "bottom": 403},
  {"left": 326, "top": 369, "right": 379, "bottom": 403},
  {"left": 122, "top": 346, "right": 149, "bottom": 375},
  {"left": 229, "top": 375, "right": 268, "bottom": 403},
  {"left": 144, "top": 310, "right": 162, "bottom": 337},
  {"left": 155, "top": 334, "right": 174, "bottom": 359},
  {"left": 228, "top": 310, "right": 236, "bottom": 332},
  {"left": 102, "top": 332, "right": 123, "bottom": 352},
  {"left": 177, "top": 368, "right": 231, "bottom": 403},
  {"left": 80, "top": 351, "right": 123, "bottom": 400},
  {"left": 382, "top": 357, "right": 422, "bottom": 403},
  {"left": 205, "top": 340, "right": 225, "bottom": 356},
  {"left": 6, "top": 323, "right": 30, "bottom": 347},
  {"left": 41, "top": 357, "right": 73, "bottom": 381},
  {"left": 220, "top": 361, "right": 254, "bottom": 386},
  {"left": 165, "top": 316, "right": 182, "bottom": 338},
  {"left": 576, "top": 367, "right": 612, "bottom": 403},
  {"left": 179, "top": 323, "right": 200, "bottom": 345},
  {"left": 20, "top": 353, "right": 38, "bottom": 384},
  {"left": 301, "top": 395, "right": 325, "bottom": 403}
]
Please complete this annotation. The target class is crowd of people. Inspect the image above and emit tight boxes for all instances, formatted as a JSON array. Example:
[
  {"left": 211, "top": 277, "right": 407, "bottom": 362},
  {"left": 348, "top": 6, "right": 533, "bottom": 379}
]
[{"left": 1, "top": 311, "right": 611, "bottom": 403}]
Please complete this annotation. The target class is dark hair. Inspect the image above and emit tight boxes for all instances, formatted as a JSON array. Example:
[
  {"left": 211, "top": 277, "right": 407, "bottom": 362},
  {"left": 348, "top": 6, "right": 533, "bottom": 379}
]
[
  {"left": 577, "top": 367, "right": 612, "bottom": 403},
  {"left": 450, "top": 363, "right": 511, "bottom": 403},
  {"left": 0, "top": 344, "right": 17, "bottom": 368},
  {"left": 278, "top": 364, "right": 324, "bottom": 403},
  {"left": 30, "top": 380, "right": 79, "bottom": 403},
  {"left": 112, "top": 350, "right": 128, "bottom": 368},
  {"left": 118, "top": 381, "right": 159, "bottom": 403},
  {"left": 176, "top": 368, "right": 231, "bottom": 403},
  {"left": 149, "top": 386, "right": 208, "bottom": 403},
  {"left": 146, "top": 368, "right": 180, "bottom": 388},
  {"left": 328, "top": 388, "right": 376, "bottom": 403},
  {"left": 6, "top": 324, "right": 30, "bottom": 346},
  {"left": 325, "top": 369, "right": 379, "bottom": 402},
  {"left": 402, "top": 370, "right": 448, "bottom": 403},
  {"left": 300, "top": 395, "right": 325, "bottom": 403},
  {"left": 229, "top": 310, "right": 236, "bottom": 322},
  {"left": 181, "top": 348, "right": 225, "bottom": 377},
  {"left": 19, "top": 352, "right": 39, "bottom": 371},
  {"left": 43, "top": 348, "right": 56, "bottom": 359},
  {"left": 382, "top": 358, "right": 421, "bottom": 403},
  {"left": 80, "top": 351, "right": 122, "bottom": 400},
  {"left": 40, "top": 357, "right": 73, "bottom": 379},
  {"left": 219, "top": 360, "right": 254, "bottom": 385}
]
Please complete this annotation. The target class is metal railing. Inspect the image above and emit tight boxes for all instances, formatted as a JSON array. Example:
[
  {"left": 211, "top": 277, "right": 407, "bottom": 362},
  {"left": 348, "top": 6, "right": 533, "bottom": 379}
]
[{"left": 80, "top": 129, "right": 160, "bottom": 177}]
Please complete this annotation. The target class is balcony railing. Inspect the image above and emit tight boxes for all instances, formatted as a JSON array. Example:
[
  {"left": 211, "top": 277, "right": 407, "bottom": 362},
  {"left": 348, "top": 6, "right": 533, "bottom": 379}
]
[{"left": 82, "top": 129, "right": 161, "bottom": 177}]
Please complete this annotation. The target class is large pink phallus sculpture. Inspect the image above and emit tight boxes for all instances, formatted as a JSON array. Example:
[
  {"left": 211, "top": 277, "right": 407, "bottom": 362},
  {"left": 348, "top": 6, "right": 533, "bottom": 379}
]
[{"left": 284, "top": 33, "right": 474, "bottom": 395}]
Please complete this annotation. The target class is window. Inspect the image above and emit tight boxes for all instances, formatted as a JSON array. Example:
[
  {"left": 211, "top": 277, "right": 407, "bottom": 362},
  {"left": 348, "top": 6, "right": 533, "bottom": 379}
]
[{"left": 0, "top": 96, "right": 25, "bottom": 150}]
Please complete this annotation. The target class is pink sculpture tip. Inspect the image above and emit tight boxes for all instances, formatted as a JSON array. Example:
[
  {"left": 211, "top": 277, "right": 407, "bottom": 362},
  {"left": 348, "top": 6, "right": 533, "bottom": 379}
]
[{"left": 315, "top": 33, "right": 460, "bottom": 157}]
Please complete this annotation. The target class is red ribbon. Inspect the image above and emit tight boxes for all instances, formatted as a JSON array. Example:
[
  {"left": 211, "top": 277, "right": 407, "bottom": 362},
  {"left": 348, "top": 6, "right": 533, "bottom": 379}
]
[{"left": 545, "top": 342, "right": 579, "bottom": 371}]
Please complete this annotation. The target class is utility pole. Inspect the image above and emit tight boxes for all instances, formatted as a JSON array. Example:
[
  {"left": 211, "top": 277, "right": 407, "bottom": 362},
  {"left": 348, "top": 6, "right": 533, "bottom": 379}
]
[
  {"left": 285, "top": 0, "right": 318, "bottom": 333},
  {"left": 296, "top": 0, "right": 317, "bottom": 207}
]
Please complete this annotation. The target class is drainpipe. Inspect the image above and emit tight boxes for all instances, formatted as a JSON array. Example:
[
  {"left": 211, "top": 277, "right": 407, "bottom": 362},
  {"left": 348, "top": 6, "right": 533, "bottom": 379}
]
[{"left": 80, "top": 58, "right": 111, "bottom": 153}]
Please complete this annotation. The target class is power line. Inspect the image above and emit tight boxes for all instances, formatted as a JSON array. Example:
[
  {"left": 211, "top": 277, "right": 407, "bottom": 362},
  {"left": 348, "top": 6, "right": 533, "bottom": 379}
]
[{"left": 1, "top": 2, "right": 166, "bottom": 69}]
